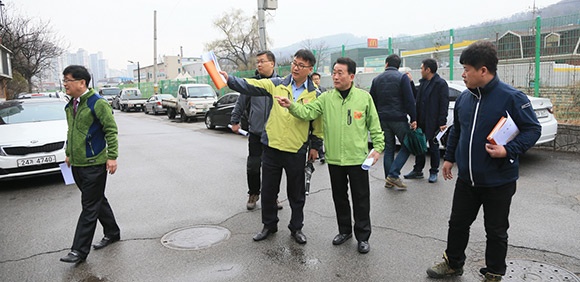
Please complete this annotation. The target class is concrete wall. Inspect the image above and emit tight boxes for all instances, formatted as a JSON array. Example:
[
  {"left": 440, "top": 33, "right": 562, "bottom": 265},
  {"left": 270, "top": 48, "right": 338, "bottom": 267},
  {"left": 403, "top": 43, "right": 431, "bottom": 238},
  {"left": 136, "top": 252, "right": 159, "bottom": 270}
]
[{"left": 536, "top": 124, "right": 580, "bottom": 153}]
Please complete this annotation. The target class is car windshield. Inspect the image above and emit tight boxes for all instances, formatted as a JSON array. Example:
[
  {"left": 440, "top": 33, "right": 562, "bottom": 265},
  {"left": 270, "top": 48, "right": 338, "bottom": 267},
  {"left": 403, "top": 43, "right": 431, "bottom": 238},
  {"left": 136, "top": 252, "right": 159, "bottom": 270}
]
[
  {"left": 0, "top": 101, "right": 66, "bottom": 125},
  {"left": 124, "top": 89, "right": 141, "bottom": 96},
  {"left": 100, "top": 88, "right": 120, "bottom": 96},
  {"left": 187, "top": 86, "right": 215, "bottom": 98}
]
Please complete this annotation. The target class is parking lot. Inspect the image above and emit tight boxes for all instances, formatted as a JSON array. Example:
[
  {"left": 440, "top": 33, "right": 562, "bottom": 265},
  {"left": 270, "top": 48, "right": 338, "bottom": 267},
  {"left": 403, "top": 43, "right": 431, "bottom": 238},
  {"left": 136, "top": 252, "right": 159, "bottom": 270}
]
[{"left": 1, "top": 110, "right": 579, "bottom": 281}]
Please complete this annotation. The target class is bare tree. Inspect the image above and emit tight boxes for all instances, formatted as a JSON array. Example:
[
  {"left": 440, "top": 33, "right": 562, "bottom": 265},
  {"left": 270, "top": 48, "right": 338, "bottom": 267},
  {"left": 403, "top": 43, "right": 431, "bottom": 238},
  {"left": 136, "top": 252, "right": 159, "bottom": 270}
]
[
  {"left": 302, "top": 39, "right": 330, "bottom": 73},
  {"left": 1, "top": 11, "right": 64, "bottom": 94},
  {"left": 205, "top": 9, "right": 267, "bottom": 71}
]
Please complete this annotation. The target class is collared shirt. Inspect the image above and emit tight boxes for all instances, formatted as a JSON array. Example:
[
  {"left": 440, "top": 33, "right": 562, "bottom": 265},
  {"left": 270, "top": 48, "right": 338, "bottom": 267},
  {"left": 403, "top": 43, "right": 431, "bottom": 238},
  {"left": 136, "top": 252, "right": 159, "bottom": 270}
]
[
  {"left": 291, "top": 77, "right": 308, "bottom": 102},
  {"left": 73, "top": 89, "right": 90, "bottom": 115},
  {"left": 74, "top": 89, "right": 90, "bottom": 104}
]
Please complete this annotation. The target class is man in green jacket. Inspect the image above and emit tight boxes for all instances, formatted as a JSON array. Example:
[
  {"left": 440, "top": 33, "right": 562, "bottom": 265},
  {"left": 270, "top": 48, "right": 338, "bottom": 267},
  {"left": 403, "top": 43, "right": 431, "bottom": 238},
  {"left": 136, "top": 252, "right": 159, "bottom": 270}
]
[
  {"left": 277, "top": 57, "right": 384, "bottom": 254},
  {"left": 220, "top": 49, "right": 323, "bottom": 245},
  {"left": 59, "top": 65, "right": 121, "bottom": 264}
]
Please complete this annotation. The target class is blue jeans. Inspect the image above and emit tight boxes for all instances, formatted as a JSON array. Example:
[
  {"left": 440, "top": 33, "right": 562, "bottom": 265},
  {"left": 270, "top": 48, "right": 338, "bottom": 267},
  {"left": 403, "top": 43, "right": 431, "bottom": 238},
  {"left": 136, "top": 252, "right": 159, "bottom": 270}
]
[{"left": 381, "top": 120, "right": 412, "bottom": 179}]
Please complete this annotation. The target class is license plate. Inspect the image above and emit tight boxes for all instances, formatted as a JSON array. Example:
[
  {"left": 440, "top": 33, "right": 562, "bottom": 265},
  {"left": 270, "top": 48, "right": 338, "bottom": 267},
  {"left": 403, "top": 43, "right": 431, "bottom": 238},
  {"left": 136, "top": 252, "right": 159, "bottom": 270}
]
[
  {"left": 17, "top": 155, "right": 57, "bottom": 167},
  {"left": 535, "top": 109, "right": 549, "bottom": 118}
]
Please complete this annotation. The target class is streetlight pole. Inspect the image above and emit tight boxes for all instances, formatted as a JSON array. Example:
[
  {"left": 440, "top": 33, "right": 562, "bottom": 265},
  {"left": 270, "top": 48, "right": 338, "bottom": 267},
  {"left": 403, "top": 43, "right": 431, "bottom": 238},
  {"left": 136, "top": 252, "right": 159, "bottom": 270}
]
[
  {"left": 128, "top": 60, "right": 141, "bottom": 90},
  {"left": 256, "top": 0, "right": 277, "bottom": 51}
]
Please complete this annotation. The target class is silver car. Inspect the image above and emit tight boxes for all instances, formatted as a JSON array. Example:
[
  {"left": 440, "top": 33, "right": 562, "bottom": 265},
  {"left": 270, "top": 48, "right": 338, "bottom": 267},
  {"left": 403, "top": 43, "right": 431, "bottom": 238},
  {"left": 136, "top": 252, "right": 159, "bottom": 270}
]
[{"left": 144, "top": 94, "right": 174, "bottom": 115}]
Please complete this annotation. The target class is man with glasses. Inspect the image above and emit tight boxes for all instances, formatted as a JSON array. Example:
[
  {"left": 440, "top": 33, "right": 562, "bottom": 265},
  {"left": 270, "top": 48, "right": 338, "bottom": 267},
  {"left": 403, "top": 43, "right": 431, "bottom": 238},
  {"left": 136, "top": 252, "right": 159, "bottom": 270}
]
[
  {"left": 59, "top": 65, "right": 121, "bottom": 264},
  {"left": 311, "top": 72, "right": 327, "bottom": 163},
  {"left": 220, "top": 49, "right": 323, "bottom": 245},
  {"left": 276, "top": 57, "right": 384, "bottom": 254},
  {"left": 229, "top": 50, "right": 283, "bottom": 210}
]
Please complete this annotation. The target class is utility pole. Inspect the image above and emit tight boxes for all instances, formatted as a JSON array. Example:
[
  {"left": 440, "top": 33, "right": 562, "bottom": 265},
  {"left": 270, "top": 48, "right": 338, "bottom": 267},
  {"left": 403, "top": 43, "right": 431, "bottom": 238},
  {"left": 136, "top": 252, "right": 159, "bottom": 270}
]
[
  {"left": 153, "top": 10, "right": 158, "bottom": 93},
  {"left": 257, "top": 0, "right": 277, "bottom": 51},
  {"left": 128, "top": 60, "right": 140, "bottom": 90}
]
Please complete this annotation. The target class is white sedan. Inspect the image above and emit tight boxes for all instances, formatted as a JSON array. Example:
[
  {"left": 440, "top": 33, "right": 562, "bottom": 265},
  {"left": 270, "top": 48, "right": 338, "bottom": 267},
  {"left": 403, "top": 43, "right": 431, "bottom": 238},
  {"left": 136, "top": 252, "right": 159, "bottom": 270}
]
[
  {"left": 443, "top": 81, "right": 558, "bottom": 146},
  {"left": 378, "top": 81, "right": 558, "bottom": 149},
  {"left": 0, "top": 98, "right": 68, "bottom": 180}
]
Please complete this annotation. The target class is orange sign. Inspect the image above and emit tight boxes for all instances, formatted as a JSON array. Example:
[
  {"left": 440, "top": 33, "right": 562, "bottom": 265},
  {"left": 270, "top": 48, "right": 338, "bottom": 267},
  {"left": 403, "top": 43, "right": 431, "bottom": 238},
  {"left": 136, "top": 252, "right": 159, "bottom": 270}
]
[{"left": 367, "top": 38, "right": 378, "bottom": 48}]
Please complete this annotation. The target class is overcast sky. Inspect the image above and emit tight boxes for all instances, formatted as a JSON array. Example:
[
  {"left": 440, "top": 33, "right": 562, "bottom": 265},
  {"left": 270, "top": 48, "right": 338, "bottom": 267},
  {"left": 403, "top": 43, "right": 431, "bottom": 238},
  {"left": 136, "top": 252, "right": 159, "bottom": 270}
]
[{"left": 11, "top": 0, "right": 563, "bottom": 70}]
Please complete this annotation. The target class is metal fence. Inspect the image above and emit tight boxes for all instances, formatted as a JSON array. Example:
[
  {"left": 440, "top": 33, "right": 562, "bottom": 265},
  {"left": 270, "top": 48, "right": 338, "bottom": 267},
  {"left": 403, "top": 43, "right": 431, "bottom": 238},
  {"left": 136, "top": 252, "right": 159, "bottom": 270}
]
[{"left": 119, "top": 13, "right": 580, "bottom": 123}]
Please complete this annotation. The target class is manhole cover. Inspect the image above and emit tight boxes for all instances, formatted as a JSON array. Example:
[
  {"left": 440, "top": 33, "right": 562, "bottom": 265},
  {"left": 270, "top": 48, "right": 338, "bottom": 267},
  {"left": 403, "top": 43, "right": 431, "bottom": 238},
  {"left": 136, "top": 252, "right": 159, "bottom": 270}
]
[
  {"left": 161, "top": 225, "right": 230, "bottom": 250},
  {"left": 504, "top": 259, "right": 580, "bottom": 281}
]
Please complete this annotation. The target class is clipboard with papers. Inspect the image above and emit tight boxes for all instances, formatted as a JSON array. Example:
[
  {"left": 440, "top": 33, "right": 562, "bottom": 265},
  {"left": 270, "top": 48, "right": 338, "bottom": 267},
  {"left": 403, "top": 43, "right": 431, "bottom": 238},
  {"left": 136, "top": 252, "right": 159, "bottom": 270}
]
[{"left": 487, "top": 111, "right": 519, "bottom": 145}]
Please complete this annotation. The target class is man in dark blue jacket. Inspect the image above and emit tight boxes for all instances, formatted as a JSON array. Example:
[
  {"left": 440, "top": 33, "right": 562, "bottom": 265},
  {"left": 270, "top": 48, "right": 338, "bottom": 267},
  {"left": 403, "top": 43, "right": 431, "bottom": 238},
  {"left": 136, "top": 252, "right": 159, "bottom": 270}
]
[
  {"left": 404, "top": 58, "right": 449, "bottom": 183},
  {"left": 370, "top": 55, "right": 416, "bottom": 190},
  {"left": 230, "top": 50, "right": 282, "bottom": 210},
  {"left": 426, "top": 41, "right": 541, "bottom": 282}
]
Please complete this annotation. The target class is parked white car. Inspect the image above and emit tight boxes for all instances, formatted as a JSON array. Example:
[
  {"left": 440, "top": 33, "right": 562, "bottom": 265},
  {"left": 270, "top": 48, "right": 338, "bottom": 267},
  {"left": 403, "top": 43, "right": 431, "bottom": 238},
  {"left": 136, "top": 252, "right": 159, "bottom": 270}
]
[
  {"left": 374, "top": 81, "right": 558, "bottom": 149},
  {"left": 0, "top": 99, "right": 68, "bottom": 180},
  {"left": 444, "top": 81, "right": 558, "bottom": 146}
]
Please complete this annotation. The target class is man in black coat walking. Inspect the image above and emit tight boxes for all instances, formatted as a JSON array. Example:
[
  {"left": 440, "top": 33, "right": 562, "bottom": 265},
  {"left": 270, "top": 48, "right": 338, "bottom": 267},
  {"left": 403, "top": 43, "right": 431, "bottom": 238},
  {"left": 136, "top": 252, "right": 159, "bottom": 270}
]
[{"left": 404, "top": 58, "right": 449, "bottom": 183}]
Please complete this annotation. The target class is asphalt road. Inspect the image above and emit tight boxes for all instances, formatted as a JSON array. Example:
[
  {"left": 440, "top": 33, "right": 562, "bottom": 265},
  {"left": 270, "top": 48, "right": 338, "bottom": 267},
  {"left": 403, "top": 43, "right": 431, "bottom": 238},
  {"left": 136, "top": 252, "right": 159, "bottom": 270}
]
[{"left": 1, "top": 110, "right": 579, "bottom": 281}]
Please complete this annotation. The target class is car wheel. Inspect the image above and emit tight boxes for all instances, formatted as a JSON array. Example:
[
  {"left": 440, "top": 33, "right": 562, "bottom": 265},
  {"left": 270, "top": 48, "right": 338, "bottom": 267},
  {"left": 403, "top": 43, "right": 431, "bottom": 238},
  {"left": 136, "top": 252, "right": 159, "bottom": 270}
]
[
  {"left": 144, "top": 106, "right": 149, "bottom": 114},
  {"left": 167, "top": 108, "right": 176, "bottom": 119},
  {"left": 180, "top": 109, "right": 189, "bottom": 122},
  {"left": 205, "top": 114, "right": 215, "bottom": 129}
]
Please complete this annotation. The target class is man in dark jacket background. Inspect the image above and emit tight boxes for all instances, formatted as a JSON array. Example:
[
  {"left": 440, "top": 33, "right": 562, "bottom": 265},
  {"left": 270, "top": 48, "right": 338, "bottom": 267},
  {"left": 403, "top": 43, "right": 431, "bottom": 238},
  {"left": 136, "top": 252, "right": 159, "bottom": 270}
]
[
  {"left": 230, "top": 50, "right": 282, "bottom": 210},
  {"left": 426, "top": 41, "right": 541, "bottom": 282},
  {"left": 369, "top": 54, "right": 416, "bottom": 190},
  {"left": 404, "top": 58, "right": 449, "bottom": 183}
]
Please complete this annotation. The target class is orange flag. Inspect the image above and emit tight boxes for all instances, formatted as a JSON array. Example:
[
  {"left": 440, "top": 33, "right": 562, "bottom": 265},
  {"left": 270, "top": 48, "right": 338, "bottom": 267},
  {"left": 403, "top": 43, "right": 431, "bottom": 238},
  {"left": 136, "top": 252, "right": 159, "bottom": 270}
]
[{"left": 201, "top": 51, "right": 227, "bottom": 90}]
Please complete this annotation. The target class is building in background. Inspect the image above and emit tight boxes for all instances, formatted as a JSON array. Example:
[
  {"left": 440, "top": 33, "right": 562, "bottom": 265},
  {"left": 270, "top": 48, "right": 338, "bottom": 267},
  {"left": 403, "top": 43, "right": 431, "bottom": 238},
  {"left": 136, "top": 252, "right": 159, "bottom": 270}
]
[
  {"left": 0, "top": 44, "right": 13, "bottom": 98},
  {"left": 133, "top": 55, "right": 203, "bottom": 83}
]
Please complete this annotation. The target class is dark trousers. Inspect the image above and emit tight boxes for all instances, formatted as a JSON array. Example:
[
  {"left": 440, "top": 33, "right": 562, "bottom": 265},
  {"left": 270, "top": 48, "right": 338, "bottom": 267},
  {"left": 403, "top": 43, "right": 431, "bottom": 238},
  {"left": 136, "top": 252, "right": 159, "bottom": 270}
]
[
  {"left": 261, "top": 146, "right": 306, "bottom": 232},
  {"left": 247, "top": 133, "right": 263, "bottom": 196},
  {"left": 446, "top": 178, "right": 516, "bottom": 275},
  {"left": 71, "top": 164, "right": 120, "bottom": 258},
  {"left": 413, "top": 136, "right": 440, "bottom": 174},
  {"left": 328, "top": 164, "right": 371, "bottom": 241}
]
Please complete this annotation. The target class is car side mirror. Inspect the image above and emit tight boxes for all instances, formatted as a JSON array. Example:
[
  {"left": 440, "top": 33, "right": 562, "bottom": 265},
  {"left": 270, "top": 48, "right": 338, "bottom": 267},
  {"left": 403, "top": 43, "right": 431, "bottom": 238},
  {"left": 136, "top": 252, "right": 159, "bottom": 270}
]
[{"left": 213, "top": 101, "right": 218, "bottom": 107}]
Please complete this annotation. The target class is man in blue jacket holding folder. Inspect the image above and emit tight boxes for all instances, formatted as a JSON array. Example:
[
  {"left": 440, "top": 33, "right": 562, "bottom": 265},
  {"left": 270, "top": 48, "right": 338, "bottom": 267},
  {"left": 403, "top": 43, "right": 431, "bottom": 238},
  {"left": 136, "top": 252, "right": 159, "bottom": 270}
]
[{"left": 426, "top": 41, "right": 541, "bottom": 282}]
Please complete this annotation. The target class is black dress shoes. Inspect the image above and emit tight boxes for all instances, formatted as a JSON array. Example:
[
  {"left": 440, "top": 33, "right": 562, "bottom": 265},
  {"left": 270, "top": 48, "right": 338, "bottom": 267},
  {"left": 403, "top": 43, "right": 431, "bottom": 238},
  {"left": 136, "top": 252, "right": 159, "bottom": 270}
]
[
  {"left": 253, "top": 227, "right": 278, "bottom": 241},
  {"left": 358, "top": 241, "right": 370, "bottom": 254},
  {"left": 332, "top": 233, "right": 352, "bottom": 245},
  {"left": 60, "top": 251, "right": 85, "bottom": 263},
  {"left": 93, "top": 236, "right": 120, "bottom": 250},
  {"left": 291, "top": 230, "right": 307, "bottom": 244}
]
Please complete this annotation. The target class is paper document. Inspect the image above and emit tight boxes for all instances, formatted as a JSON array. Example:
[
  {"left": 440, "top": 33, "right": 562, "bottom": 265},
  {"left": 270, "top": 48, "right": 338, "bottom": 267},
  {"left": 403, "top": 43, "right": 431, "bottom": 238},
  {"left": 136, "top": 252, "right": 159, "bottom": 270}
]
[
  {"left": 228, "top": 124, "right": 249, "bottom": 136},
  {"left": 435, "top": 126, "right": 449, "bottom": 145},
  {"left": 201, "top": 51, "right": 227, "bottom": 90},
  {"left": 59, "top": 163, "right": 75, "bottom": 185},
  {"left": 487, "top": 112, "right": 519, "bottom": 145},
  {"left": 361, "top": 149, "right": 376, "bottom": 170}
]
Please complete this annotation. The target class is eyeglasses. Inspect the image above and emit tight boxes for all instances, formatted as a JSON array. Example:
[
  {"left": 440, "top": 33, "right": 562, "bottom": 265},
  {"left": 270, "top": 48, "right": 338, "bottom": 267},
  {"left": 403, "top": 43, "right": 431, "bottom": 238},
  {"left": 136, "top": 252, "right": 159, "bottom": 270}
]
[
  {"left": 291, "top": 61, "right": 311, "bottom": 70},
  {"left": 62, "top": 79, "right": 80, "bottom": 84},
  {"left": 256, "top": 60, "right": 271, "bottom": 65}
]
